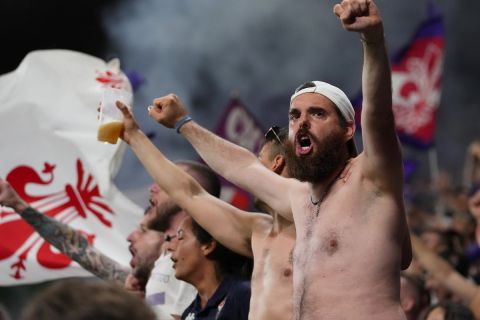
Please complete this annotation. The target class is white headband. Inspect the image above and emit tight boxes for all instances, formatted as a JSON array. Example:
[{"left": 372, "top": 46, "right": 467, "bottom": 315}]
[{"left": 290, "top": 81, "right": 355, "bottom": 122}]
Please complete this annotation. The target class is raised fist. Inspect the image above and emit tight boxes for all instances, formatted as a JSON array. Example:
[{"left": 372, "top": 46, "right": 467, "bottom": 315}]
[
  {"left": 148, "top": 94, "right": 188, "bottom": 129},
  {"left": 333, "top": 0, "right": 383, "bottom": 41}
]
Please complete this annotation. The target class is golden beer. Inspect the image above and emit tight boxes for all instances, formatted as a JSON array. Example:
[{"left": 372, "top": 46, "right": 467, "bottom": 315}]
[{"left": 97, "top": 121, "right": 124, "bottom": 144}]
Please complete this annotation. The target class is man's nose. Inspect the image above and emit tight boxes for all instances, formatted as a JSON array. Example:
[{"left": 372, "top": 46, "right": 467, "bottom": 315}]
[
  {"left": 126, "top": 229, "right": 138, "bottom": 243},
  {"left": 126, "top": 232, "right": 134, "bottom": 243},
  {"left": 299, "top": 114, "right": 310, "bottom": 130}
]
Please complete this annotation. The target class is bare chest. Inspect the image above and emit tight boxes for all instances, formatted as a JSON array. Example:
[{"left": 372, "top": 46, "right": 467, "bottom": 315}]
[
  {"left": 292, "top": 188, "right": 368, "bottom": 265},
  {"left": 251, "top": 225, "right": 296, "bottom": 282}
]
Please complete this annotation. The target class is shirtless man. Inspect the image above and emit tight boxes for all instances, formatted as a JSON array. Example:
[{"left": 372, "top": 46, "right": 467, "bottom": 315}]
[
  {"left": 115, "top": 103, "right": 295, "bottom": 319},
  {"left": 147, "top": 0, "right": 411, "bottom": 318}
]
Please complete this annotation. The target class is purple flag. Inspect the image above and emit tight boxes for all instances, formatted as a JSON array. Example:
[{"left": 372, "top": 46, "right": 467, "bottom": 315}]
[
  {"left": 214, "top": 97, "right": 265, "bottom": 210},
  {"left": 352, "top": 4, "right": 444, "bottom": 149}
]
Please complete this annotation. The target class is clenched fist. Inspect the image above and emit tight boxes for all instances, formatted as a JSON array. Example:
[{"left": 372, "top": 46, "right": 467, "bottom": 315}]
[
  {"left": 333, "top": 0, "right": 383, "bottom": 42},
  {"left": 148, "top": 94, "right": 188, "bottom": 129}
]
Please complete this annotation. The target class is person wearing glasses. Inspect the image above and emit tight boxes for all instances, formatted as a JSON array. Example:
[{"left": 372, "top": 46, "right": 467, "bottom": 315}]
[
  {"left": 144, "top": 161, "right": 220, "bottom": 320},
  {"left": 166, "top": 215, "right": 251, "bottom": 320},
  {"left": 146, "top": 0, "right": 411, "bottom": 319},
  {"left": 115, "top": 98, "right": 298, "bottom": 319}
]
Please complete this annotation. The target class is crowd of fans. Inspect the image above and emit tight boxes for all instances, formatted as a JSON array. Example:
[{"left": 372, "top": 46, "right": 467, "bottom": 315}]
[
  {"left": 2, "top": 137, "right": 478, "bottom": 320},
  {"left": 0, "top": 0, "right": 479, "bottom": 318},
  {"left": 400, "top": 140, "right": 480, "bottom": 319}
]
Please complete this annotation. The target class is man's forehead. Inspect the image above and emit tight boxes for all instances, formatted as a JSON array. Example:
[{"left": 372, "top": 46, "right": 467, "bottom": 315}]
[{"left": 290, "top": 92, "right": 336, "bottom": 109}]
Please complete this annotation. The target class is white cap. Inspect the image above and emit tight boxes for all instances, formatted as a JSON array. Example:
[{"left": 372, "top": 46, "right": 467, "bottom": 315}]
[{"left": 290, "top": 80, "right": 355, "bottom": 122}]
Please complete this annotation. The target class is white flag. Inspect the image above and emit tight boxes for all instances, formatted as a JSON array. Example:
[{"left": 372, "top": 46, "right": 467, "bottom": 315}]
[{"left": 0, "top": 50, "right": 142, "bottom": 285}]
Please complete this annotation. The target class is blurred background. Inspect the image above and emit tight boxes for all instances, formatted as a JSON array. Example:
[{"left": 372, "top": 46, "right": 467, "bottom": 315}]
[{"left": 1, "top": 0, "right": 479, "bottom": 318}]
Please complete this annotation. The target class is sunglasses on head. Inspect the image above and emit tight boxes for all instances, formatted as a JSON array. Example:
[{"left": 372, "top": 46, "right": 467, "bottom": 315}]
[{"left": 265, "top": 125, "right": 282, "bottom": 145}]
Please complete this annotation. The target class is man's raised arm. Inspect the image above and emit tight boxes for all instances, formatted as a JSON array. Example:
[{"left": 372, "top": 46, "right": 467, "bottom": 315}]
[
  {"left": 147, "top": 94, "right": 294, "bottom": 220},
  {"left": 0, "top": 179, "right": 129, "bottom": 285},
  {"left": 335, "top": 0, "right": 402, "bottom": 190},
  {"left": 117, "top": 101, "right": 271, "bottom": 257}
]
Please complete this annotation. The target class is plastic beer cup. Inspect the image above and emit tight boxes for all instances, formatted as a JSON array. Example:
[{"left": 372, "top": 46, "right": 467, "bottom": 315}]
[{"left": 97, "top": 87, "right": 132, "bottom": 144}]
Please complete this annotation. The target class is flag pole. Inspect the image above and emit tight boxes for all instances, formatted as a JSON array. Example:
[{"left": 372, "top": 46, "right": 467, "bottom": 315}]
[{"left": 428, "top": 147, "right": 445, "bottom": 218}]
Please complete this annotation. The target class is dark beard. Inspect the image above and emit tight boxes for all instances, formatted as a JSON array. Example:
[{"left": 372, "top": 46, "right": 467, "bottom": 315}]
[
  {"left": 133, "top": 262, "right": 153, "bottom": 289},
  {"left": 285, "top": 130, "right": 346, "bottom": 184}
]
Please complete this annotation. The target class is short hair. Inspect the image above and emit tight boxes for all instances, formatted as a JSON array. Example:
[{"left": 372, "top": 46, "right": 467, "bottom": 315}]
[
  {"left": 147, "top": 160, "right": 221, "bottom": 232},
  {"left": 147, "top": 203, "right": 183, "bottom": 232},
  {"left": 175, "top": 160, "right": 221, "bottom": 198},
  {"left": 263, "top": 126, "right": 288, "bottom": 160},
  {"left": 21, "top": 279, "right": 156, "bottom": 320}
]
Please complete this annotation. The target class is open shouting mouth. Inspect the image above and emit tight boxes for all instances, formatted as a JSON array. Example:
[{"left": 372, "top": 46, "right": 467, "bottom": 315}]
[{"left": 296, "top": 132, "right": 313, "bottom": 155}]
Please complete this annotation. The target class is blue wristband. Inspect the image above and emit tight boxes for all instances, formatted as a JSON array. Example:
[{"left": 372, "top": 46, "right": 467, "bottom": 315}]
[{"left": 174, "top": 115, "right": 192, "bottom": 133}]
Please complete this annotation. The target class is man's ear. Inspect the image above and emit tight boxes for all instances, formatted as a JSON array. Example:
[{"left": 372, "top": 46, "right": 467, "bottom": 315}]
[
  {"left": 344, "top": 120, "right": 355, "bottom": 142},
  {"left": 272, "top": 154, "right": 286, "bottom": 175},
  {"left": 201, "top": 240, "right": 217, "bottom": 257}
]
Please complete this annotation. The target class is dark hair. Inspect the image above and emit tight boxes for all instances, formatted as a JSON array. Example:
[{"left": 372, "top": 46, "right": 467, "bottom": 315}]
[
  {"left": 147, "top": 160, "right": 220, "bottom": 232},
  {"left": 147, "top": 203, "right": 183, "bottom": 232},
  {"left": 423, "top": 300, "right": 474, "bottom": 320},
  {"left": 264, "top": 126, "right": 288, "bottom": 160},
  {"left": 21, "top": 279, "right": 156, "bottom": 320},
  {"left": 175, "top": 160, "right": 221, "bottom": 198},
  {"left": 190, "top": 218, "right": 252, "bottom": 278}
]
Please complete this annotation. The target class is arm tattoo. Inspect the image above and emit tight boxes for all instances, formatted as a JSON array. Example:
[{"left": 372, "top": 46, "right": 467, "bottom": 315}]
[{"left": 19, "top": 207, "right": 130, "bottom": 285}]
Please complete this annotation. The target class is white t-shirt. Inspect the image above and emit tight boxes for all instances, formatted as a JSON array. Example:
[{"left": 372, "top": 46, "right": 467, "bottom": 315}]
[{"left": 145, "top": 252, "right": 197, "bottom": 320}]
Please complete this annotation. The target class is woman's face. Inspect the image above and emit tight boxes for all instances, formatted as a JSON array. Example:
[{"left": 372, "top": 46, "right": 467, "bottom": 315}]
[
  {"left": 426, "top": 306, "right": 445, "bottom": 320},
  {"left": 168, "top": 217, "right": 209, "bottom": 283}
]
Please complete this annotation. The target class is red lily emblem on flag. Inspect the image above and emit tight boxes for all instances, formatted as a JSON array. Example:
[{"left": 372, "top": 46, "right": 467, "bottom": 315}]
[
  {"left": 95, "top": 70, "right": 126, "bottom": 89},
  {"left": 391, "top": 39, "right": 443, "bottom": 145},
  {"left": 0, "top": 159, "right": 113, "bottom": 280}
]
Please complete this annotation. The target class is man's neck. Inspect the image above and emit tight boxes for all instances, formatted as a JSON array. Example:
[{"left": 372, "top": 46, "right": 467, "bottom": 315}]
[{"left": 310, "top": 160, "right": 349, "bottom": 201}]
